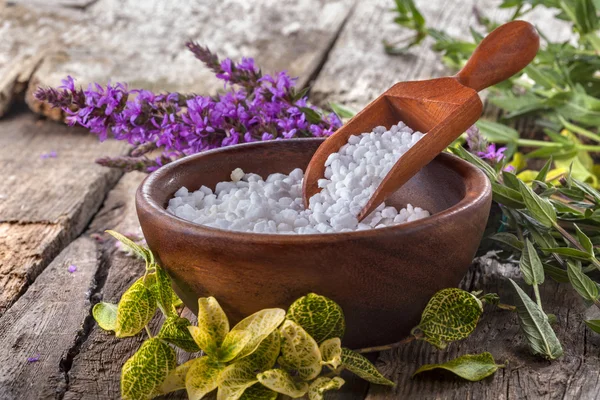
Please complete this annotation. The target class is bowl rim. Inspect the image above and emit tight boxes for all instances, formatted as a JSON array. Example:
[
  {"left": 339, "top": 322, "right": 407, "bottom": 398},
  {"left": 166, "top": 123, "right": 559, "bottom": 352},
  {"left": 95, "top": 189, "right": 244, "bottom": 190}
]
[{"left": 136, "top": 138, "right": 491, "bottom": 244}]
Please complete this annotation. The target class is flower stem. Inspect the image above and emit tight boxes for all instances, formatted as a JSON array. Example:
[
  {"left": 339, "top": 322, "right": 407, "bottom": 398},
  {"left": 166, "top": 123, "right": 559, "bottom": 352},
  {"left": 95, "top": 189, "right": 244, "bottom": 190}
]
[
  {"left": 354, "top": 334, "right": 421, "bottom": 354},
  {"left": 533, "top": 284, "right": 543, "bottom": 311},
  {"left": 553, "top": 222, "right": 600, "bottom": 271},
  {"left": 145, "top": 325, "right": 153, "bottom": 338}
]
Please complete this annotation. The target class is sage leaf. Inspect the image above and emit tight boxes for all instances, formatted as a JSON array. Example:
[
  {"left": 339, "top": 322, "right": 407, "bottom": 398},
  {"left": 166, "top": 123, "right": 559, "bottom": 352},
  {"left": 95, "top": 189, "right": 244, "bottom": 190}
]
[
  {"left": 575, "top": 224, "right": 594, "bottom": 255},
  {"left": 520, "top": 239, "right": 545, "bottom": 286},
  {"left": 188, "top": 297, "right": 229, "bottom": 357},
  {"left": 449, "top": 146, "right": 496, "bottom": 181},
  {"left": 92, "top": 302, "right": 117, "bottom": 331},
  {"left": 584, "top": 319, "right": 600, "bottom": 334},
  {"left": 115, "top": 277, "right": 156, "bottom": 338},
  {"left": 518, "top": 180, "right": 557, "bottom": 228},
  {"left": 106, "top": 230, "right": 153, "bottom": 266},
  {"left": 340, "top": 348, "right": 394, "bottom": 386},
  {"left": 238, "top": 384, "right": 278, "bottom": 400},
  {"left": 121, "top": 338, "right": 176, "bottom": 400},
  {"left": 155, "top": 359, "right": 195, "bottom": 396},
  {"left": 279, "top": 320, "right": 322, "bottom": 381},
  {"left": 217, "top": 331, "right": 280, "bottom": 400},
  {"left": 219, "top": 308, "right": 286, "bottom": 362},
  {"left": 535, "top": 157, "right": 554, "bottom": 182},
  {"left": 308, "top": 377, "right": 345, "bottom": 400},
  {"left": 185, "top": 356, "right": 224, "bottom": 400},
  {"left": 540, "top": 247, "right": 592, "bottom": 260},
  {"left": 319, "top": 337, "right": 342, "bottom": 369},
  {"left": 153, "top": 265, "right": 174, "bottom": 316},
  {"left": 492, "top": 183, "right": 525, "bottom": 208},
  {"left": 413, "top": 288, "right": 483, "bottom": 349},
  {"left": 286, "top": 293, "right": 345, "bottom": 343},
  {"left": 489, "top": 232, "right": 524, "bottom": 251},
  {"left": 567, "top": 261, "right": 599, "bottom": 302},
  {"left": 330, "top": 102, "right": 356, "bottom": 118},
  {"left": 158, "top": 316, "right": 200, "bottom": 353},
  {"left": 502, "top": 170, "right": 521, "bottom": 191},
  {"left": 509, "top": 279, "right": 563, "bottom": 360},
  {"left": 257, "top": 369, "right": 308, "bottom": 398},
  {"left": 543, "top": 263, "right": 570, "bottom": 283},
  {"left": 412, "top": 352, "right": 503, "bottom": 381}
]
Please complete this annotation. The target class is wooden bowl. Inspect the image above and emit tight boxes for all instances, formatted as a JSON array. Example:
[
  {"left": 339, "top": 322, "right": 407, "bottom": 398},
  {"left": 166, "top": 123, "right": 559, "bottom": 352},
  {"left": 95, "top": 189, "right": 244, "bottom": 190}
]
[{"left": 136, "top": 138, "right": 492, "bottom": 348}]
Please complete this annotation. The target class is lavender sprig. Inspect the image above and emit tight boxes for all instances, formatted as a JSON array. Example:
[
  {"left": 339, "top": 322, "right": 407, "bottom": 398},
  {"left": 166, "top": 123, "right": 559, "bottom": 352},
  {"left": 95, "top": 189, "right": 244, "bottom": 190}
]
[{"left": 35, "top": 44, "right": 342, "bottom": 173}]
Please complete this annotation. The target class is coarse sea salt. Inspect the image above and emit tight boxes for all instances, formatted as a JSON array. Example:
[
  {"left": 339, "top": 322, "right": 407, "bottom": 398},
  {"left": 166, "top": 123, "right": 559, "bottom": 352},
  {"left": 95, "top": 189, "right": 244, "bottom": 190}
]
[{"left": 167, "top": 121, "right": 431, "bottom": 234}]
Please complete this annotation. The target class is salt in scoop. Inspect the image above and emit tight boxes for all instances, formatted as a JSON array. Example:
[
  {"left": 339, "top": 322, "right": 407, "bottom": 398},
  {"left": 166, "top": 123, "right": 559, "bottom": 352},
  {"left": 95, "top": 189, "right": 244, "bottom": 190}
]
[{"left": 303, "top": 20, "right": 540, "bottom": 221}]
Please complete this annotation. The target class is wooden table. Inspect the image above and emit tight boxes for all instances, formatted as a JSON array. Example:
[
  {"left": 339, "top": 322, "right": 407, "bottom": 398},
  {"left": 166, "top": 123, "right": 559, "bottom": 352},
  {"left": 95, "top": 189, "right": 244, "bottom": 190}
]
[{"left": 1, "top": 1, "right": 598, "bottom": 399}]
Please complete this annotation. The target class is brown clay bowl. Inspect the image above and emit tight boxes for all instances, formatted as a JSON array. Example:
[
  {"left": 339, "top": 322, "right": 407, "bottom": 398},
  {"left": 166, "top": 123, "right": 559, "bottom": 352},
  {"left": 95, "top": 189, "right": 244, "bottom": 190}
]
[{"left": 136, "top": 138, "right": 492, "bottom": 348}]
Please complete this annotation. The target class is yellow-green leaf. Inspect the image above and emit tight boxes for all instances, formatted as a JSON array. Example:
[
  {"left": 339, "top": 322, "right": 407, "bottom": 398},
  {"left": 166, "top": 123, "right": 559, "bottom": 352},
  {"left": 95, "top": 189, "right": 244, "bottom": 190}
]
[
  {"left": 219, "top": 308, "right": 285, "bottom": 362},
  {"left": 121, "top": 338, "right": 176, "bottom": 400},
  {"left": 185, "top": 356, "right": 224, "bottom": 400},
  {"left": 308, "top": 377, "right": 345, "bottom": 400},
  {"left": 340, "top": 348, "right": 394, "bottom": 386},
  {"left": 115, "top": 277, "right": 157, "bottom": 338},
  {"left": 155, "top": 358, "right": 195, "bottom": 395},
  {"left": 92, "top": 302, "right": 117, "bottom": 331},
  {"left": 158, "top": 316, "right": 200, "bottom": 353},
  {"left": 153, "top": 265, "right": 174, "bottom": 316},
  {"left": 286, "top": 293, "right": 345, "bottom": 343},
  {"left": 189, "top": 297, "right": 229, "bottom": 356},
  {"left": 238, "top": 384, "right": 278, "bottom": 400},
  {"left": 217, "top": 332, "right": 281, "bottom": 400},
  {"left": 257, "top": 369, "right": 308, "bottom": 398},
  {"left": 412, "top": 352, "right": 503, "bottom": 381},
  {"left": 279, "top": 320, "right": 322, "bottom": 381},
  {"left": 106, "top": 230, "right": 153, "bottom": 265},
  {"left": 413, "top": 288, "right": 483, "bottom": 349},
  {"left": 319, "top": 337, "right": 342, "bottom": 369}
]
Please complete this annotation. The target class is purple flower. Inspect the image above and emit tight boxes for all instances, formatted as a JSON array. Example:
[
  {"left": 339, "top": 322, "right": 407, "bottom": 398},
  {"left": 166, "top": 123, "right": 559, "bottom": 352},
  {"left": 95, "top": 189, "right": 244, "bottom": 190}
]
[
  {"left": 477, "top": 144, "right": 507, "bottom": 164},
  {"left": 466, "top": 125, "right": 487, "bottom": 153},
  {"left": 40, "top": 151, "right": 57, "bottom": 159},
  {"left": 68, "top": 265, "right": 77, "bottom": 273},
  {"left": 503, "top": 165, "right": 516, "bottom": 173},
  {"left": 27, "top": 355, "right": 40, "bottom": 363}
]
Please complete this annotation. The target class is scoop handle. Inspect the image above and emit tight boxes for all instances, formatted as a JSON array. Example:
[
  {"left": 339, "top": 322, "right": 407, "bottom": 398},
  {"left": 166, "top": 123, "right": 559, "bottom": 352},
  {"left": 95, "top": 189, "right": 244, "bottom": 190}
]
[{"left": 455, "top": 20, "right": 539, "bottom": 92}]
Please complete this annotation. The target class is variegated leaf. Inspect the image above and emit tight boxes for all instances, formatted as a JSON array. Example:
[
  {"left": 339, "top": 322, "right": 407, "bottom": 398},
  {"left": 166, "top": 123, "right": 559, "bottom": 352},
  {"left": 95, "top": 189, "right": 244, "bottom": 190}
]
[
  {"left": 319, "top": 338, "right": 342, "bottom": 369},
  {"left": 185, "top": 356, "right": 224, "bottom": 400},
  {"left": 115, "top": 277, "right": 157, "bottom": 338},
  {"left": 120, "top": 338, "right": 176, "bottom": 400},
  {"left": 286, "top": 293, "right": 345, "bottom": 343},
  {"left": 189, "top": 297, "right": 230, "bottom": 356},
  {"left": 155, "top": 358, "right": 195, "bottom": 395},
  {"left": 308, "top": 377, "right": 345, "bottom": 400},
  {"left": 257, "top": 369, "right": 308, "bottom": 398},
  {"left": 341, "top": 348, "right": 394, "bottom": 386},
  {"left": 106, "top": 230, "right": 153, "bottom": 265},
  {"left": 92, "top": 302, "right": 117, "bottom": 331},
  {"left": 279, "top": 320, "right": 322, "bottom": 381},
  {"left": 153, "top": 265, "right": 174, "bottom": 316},
  {"left": 219, "top": 308, "right": 285, "bottom": 362},
  {"left": 158, "top": 316, "right": 200, "bottom": 353},
  {"left": 238, "top": 384, "right": 278, "bottom": 400}
]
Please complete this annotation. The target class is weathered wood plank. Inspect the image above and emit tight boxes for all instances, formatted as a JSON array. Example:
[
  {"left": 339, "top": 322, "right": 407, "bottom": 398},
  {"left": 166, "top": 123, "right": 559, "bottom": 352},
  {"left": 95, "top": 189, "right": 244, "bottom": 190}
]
[
  {"left": 0, "top": 109, "right": 128, "bottom": 314},
  {"left": 0, "top": 235, "right": 102, "bottom": 399},
  {"left": 1, "top": 0, "right": 354, "bottom": 118}
]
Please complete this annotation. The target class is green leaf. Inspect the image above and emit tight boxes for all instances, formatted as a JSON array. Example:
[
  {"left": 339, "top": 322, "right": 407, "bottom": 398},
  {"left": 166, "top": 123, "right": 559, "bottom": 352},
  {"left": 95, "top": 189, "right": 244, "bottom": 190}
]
[
  {"left": 518, "top": 180, "right": 557, "bottom": 228},
  {"left": 219, "top": 308, "right": 286, "bottom": 362},
  {"left": 329, "top": 102, "right": 356, "bottom": 119},
  {"left": 575, "top": 224, "right": 594, "bottom": 255},
  {"left": 238, "top": 384, "right": 278, "bottom": 400},
  {"left": 299, "top": 107, "right": 323, "bottom": 124},
  {"left": 340, "top": 348, "right": 394, "bottom": 386},
  {"left": 185, "top": 356, "right": 224, "bottom": 400},
  {"left": 543, "top": 263, "right": 570, "bottom": 283},
  {"left": 567, "top": 261, "right": 599, "bottom": 302},
  {"left": 158, "top": 316, "right": 200, "bottom": 353},
  {"left": 540, "top": 247, "right": 593, "bottom": 260},
  {"left": 279, "top": 320, "right": 322, "bottom": 380},
  {"left": 308, "top": 377, "right": 345, "bottom": 400},
  {"left": 286, "top": 293, "right": 345, "bottom": 344},
  {"left": 502, "top": 171, "right": 522, "bottom": 191},
  {"left": 217, "top": 331, "right": 280, "bottom": 400},
  {"left": 492, "top": 183, "right": 525, "bottom": 208},
  {"left": 155, "top": 359, "right": 195, "bottom": 396},
  {"left": 489, "top": 232, "right": 524, "bottom": 251},
  {"left": 413, "top": 288, "right": 483, "bottom": 349},
  {"left": 449, "top": 146, "right": 497, "bottom": 181},
  {"left": 189, "top": 297, "right": 229, "bottom": 357},
  {"left": 121, "top": 338, "right": 176, "bottom": 400},
  {"left": 509, "top": 279, "right": 563, "bottom": 360},
  {"left": 319, "top": 337, "right": 342, "bottom": 369},
  {"left": 535, "top": 157, "right": 554, "bottom": 182},
  {"left": 476, "top": 120, "right": 519, "bottom": 143},
  {"left": 412, "top": 352, "right": 503, "bottom": 381},
  {"left": 92, "top": 302, "right": 117, "bottom": 331},
  {"left": 106, "top": 230, "right": 152, "bottom": 265},
  {"left": 153, "top": 265, "right": 174, "bottom": 316},
  {"left": 115, "top": 277, "right": 157, "bottom": 338},
  {"left": 520, "top": 239, "right": 545, "bottom": 286},
  {"left": 257, "top": 369, "right": 308, "bottom": 398},
  {"left": 585, "top": 319, "right": 600, "bottom": 334}
]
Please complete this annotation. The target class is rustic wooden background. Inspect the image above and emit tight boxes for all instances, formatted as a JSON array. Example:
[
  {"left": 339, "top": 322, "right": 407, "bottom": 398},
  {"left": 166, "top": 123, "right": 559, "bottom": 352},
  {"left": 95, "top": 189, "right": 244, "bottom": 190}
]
[{"left": 1, "top": 0, "right": 598, "bottom": 399}]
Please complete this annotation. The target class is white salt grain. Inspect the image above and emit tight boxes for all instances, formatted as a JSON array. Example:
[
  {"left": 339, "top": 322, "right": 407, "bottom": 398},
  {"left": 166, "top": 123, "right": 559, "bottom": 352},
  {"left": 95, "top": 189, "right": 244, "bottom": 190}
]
[{"left": 167, "top": 121, "right": 431, "bottom": 234}]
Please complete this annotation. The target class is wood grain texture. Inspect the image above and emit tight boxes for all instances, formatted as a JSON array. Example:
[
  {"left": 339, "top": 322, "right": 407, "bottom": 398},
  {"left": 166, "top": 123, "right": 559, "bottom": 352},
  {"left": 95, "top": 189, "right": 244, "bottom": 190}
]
[
  {"left": 365, "top": 257, "right": 600, "bottom": 400},
  {"left": 0, "top": 110, "right": 127, "bottom": 315},
  {"left": 0, "top": 235, "right": 101, "bottom": 399},
  {"left": 0, "top": 0, "right": 354, "bottom": 118}
]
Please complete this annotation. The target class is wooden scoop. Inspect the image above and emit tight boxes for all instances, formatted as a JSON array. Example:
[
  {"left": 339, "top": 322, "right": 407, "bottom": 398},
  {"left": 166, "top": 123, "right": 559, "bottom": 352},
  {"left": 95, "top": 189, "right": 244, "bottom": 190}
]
[{"left": 303, "top": 20, "right": 539, "bottom": 221}]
